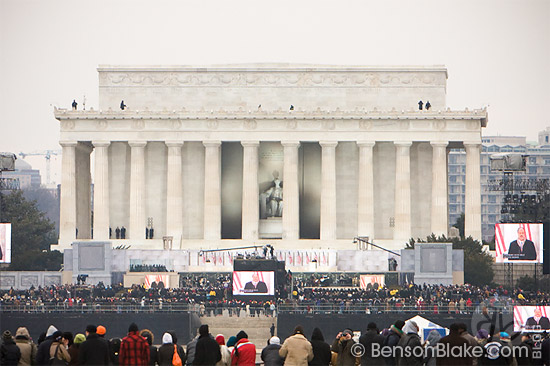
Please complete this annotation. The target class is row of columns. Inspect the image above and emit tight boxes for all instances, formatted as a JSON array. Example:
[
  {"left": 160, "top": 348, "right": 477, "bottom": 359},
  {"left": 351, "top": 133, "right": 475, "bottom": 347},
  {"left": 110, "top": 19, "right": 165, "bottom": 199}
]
[{"left": 59, "top": 140, "right": 482, "bottom": 245}]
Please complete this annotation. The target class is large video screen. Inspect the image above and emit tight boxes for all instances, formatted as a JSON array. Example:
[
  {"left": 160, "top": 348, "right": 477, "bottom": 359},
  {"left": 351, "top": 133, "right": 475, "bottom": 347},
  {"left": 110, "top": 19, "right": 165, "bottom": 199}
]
[
  {"left": 514, "top": 306, "right": 550, "bottom": 332},
  {"left": 0, "top": 223, "right": 11, "bottom": 264},
  {"left": 495, "top": 223, "right": 543, "bottom": 263},
  {"left": 232, "top": 271, "right": 275, "bottom": 296},
  {"left": 360, "top": 275, "right": 385, "bottom": 289}
]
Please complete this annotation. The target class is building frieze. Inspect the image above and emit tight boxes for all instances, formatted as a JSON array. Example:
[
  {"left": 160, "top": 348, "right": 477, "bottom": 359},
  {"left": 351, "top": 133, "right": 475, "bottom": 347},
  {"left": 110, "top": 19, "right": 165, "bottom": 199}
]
[{"left": 97, "top": 65, "right": 448, "bottom": 88}]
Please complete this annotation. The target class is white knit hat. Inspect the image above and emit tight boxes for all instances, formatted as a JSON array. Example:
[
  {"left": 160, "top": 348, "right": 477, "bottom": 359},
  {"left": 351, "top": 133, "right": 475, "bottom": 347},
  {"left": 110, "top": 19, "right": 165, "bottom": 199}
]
[
  {"left": 162, "top": 333, "right": 173, "bottom": 344},
  {"left": 270, "top": 336, "right": 280, "bottom": 345}
]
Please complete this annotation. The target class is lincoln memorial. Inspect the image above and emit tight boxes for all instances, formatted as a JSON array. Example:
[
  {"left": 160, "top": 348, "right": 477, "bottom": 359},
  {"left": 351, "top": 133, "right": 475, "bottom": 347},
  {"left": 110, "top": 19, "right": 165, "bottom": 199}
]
[{"left": 53, "top": 64, "right": 487, "bottom": 273}]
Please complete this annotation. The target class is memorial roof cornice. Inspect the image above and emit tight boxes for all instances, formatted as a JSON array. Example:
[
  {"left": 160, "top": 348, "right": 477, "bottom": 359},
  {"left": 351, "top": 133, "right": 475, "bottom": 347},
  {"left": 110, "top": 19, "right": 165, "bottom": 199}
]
[
  {"left": 97, "top": 63, "right": 448, "bottom": 77},
  {"left": 54, "top": 107, "right": 487, "bottom": 126}
]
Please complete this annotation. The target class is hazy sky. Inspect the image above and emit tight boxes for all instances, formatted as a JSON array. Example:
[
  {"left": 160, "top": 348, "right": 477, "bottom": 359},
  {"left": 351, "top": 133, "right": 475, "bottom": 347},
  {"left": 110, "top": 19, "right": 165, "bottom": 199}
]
[{"left": 1, "top": 0, "right": 549, "bottom": 184}]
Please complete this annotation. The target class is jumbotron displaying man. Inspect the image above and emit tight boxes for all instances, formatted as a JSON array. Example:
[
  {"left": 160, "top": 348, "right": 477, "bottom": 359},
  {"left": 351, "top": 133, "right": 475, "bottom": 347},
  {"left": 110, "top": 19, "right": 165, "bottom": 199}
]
[{"left": 507, "top": 227, "right": 537, "bottom": 261}]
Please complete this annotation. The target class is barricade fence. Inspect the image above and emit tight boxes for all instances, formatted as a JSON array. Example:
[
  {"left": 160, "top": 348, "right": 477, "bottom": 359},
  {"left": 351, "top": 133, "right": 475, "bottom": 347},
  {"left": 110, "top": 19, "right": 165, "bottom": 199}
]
[{"left": 0, "top": 302, "right": 515, "bottom": 315}]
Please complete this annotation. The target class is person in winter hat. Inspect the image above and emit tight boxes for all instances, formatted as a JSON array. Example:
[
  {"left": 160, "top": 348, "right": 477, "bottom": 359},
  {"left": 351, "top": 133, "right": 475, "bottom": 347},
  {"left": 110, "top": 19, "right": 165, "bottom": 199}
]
[{"left": 1, "top": 331, "right": 21, "bottom": 366}]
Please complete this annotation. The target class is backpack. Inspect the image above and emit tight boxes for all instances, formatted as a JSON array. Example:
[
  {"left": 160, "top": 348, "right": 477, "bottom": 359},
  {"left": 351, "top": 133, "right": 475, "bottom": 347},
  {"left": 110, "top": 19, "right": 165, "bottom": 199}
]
[
  {"left": 172, "top": 345, "right": 182, "bottom": 366},
  {"left": 49, "top": 344, "right": 67, "bottom": 366}
]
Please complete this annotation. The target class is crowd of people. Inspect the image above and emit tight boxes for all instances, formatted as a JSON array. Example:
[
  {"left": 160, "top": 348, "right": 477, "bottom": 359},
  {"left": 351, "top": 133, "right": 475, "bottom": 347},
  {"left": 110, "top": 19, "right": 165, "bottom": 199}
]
[
  {"left": 3, "top": 319, "right": 550, "bottom": 365},
  {"left": 1, "top": 281, "right": 549, "bottom": 315},
  {"left": 129, "top": 265, "right": 170, "bottom": 273}
]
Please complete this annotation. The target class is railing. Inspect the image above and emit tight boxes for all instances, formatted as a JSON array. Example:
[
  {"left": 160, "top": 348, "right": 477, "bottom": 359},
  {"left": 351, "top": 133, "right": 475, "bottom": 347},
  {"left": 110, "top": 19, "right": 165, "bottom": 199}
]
[
  {"left": 276, "top": 303, "right": 515, "bottom": 315},
  {"left": 0, "top": 302, "right": 517, "bottom": 315},
  {"left": 0, "top": 303, "right": 195, "bottom": 314}
]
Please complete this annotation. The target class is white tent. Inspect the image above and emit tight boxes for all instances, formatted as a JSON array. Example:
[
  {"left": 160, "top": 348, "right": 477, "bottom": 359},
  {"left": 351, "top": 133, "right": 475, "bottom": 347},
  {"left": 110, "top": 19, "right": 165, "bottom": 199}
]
[{"left": 406, "top": 315, "right": 449, "bottom": 342}]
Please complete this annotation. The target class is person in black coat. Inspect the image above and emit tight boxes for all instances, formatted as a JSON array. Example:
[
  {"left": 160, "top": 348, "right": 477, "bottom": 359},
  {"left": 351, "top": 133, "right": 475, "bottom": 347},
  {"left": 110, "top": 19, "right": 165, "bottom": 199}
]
[
  {"left": 308, "top": 327, "right": 331, "bottom": 366},
  {"left": 192, "top": 325, "right": 221, "bottom": 366},
  {"left": 1, "top": 331, "right": 21, "bottom": 366},
  {"left": 36, "top": 325, "right": 58, "bottom": 366},
  {"left": 158, "top": 333, "right": 186, "bottom": 366},
  {"left": 359, "top": 322, "right": 385, "bottom": 366},
  {"left": 261, "top": 336, "right": 284, "bottom": 366},
  {"left": 516, "top": 333, "right": 534, "bottom": 366},
  {"left": 244, "top": 273, "right": 268, "bottom": 293},
  {"left": 383, "top": 320, "right": 405, "bottom": 366},
  {"left": 507, "top": 227, "right": 537, "bottom": 261},
  {"left": 78, "top": 325, "right": 110, "bottom": 365},
  {"left": 525, "top": 308, "right": 550, "bottom": 330}
]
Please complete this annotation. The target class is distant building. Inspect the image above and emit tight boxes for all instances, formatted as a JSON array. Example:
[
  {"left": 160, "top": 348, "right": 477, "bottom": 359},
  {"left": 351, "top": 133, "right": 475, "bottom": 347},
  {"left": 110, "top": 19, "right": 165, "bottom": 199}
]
[
  {"left": 2, "top": 159, "right": 41, "bottom": 189},
  {"left": 539, "top": 127, "right": 550, "bottom": 146},
  {"left": 449, "top": 128, "right": 550, "bottom": 242}
]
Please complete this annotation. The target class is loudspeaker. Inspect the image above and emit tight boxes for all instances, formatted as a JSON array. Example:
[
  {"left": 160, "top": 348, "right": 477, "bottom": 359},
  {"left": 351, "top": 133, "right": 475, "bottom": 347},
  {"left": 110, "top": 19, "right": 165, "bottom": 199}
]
[{"left": 276, "top": 261, "right": 286, "bottom": 286}]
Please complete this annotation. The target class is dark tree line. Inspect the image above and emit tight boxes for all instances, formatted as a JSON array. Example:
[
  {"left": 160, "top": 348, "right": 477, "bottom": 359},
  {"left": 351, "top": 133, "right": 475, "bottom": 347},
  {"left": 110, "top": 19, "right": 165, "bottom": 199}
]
[{"left": 0, "top": 190, "right": 62, "bottom": 270}]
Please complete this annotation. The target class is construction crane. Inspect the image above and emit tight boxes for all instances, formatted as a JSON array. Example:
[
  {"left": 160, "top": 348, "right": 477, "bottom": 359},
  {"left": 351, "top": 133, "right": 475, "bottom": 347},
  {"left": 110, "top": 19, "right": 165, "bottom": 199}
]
[{"left": 18, "top": 150, "right": 60, "bottom": 185}]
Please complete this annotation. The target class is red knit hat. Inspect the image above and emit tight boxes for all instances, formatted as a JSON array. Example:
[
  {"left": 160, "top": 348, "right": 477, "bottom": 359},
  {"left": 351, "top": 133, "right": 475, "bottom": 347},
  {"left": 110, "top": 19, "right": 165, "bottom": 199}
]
[{"left": 215, "top": 334, "right": 225, "bottom": 346}]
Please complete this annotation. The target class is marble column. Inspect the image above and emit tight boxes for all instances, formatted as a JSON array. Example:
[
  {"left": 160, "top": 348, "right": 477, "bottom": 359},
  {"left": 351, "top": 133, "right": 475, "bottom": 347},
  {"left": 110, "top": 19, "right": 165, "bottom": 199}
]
[
  {"left": 357, "top": 141, "right": 375, "bottom": 238},
  {"left": 465, "top": 142, "right": 482, "bottom": 241},
  {"left": 59, "top": 141, "right": 77, "bottom": 246},
  {"left": 241, "top": 141, "right": 260, "bottom": 240},
  {"left": 431, "top": 142, "right": 449, "bottom": 236},
  {"left": 166, "top": 141, "right": 183, "bottom": 241},
  {"left": 92, "top": 141, "right": 110, "bottom": 240},
  {"left": 203, "top": 141, "right": 221, "bottom": 240},
  {"left": 129, "top": 141, "right": 147, "bottom": 240},
  {"left": 394, "top": 142, "right": 412, "bottom": 241},
  {"left": 320, "top": 141, "right": 338, "bottom": 241},
  {"left": 282, "top": 141, "right": 300, "bottom": 240},
  {"left": 75, "top": 143, "right": 92, "bottom": 239}
]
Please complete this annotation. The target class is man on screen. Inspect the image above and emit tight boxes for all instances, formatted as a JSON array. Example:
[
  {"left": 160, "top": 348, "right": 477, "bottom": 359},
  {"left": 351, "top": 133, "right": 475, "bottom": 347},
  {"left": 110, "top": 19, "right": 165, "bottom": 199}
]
[
  {"left": 507, "top": 227, "right": 537, "bottom": 261},
  {"left": 525, "top": 308, "right": 550, "bottom": 330},
  {"left": 244, "top": 272, "right": 268, "bottom": 293}
]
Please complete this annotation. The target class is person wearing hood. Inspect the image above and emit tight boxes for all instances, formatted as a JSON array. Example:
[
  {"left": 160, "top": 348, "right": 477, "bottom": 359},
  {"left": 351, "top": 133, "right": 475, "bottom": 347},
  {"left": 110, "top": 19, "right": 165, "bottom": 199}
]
[
  {"left": 49, "top": 331, "right": 71, "bottom": 365},
  {"left": 36, "top": 325, "right": 58, "bottom": 366},
  {"left": 308, "top": 328, "right": 331, "bottom": 366},
  {"left": 68, "top": 333, "right": 85, "bottom": 366},
  {"left": 231, "top": 330, "right": 256, "bottom": 366},
  {"left": 79, "top": 324, "right": 110, "bottom": 365},
  {"left": 423, "top": 330, "right": 442, "bottom": 366},
  {"left": 437, "top": 323, "right": 472, "bottom": 366},
  {"left": 140, "top": 329, "right": 158, "bottom": 366},
  {"left": 158, "top": 333, "right": 186, "bottom": 366},
  {"left": 279, "top": 325, "right": 313, "bottom": 366},
  {"left": 261, "top": 336, "right": 284, "bottom": 366},
  {"left": 119, "top": 323, "right": 149, "bottom": 366},
  {"left": 396, "top": 320, "right": 422, "bottom": 366},
  {"left": 358, "top": 323, "right": 384, "bottom": 366},
  {"left": 215, "top": 334, "right": 232, "bottom": 366},
  {"left": 1, "top": 330, "right": 21, "bottom": 366},
  {"left": 14, "top": 327, "right": 37, "bottom": 366},
  {"left": 383, "top": 320, "right": 405, "bottom": 366},
  {"left": 331, "top": 328, "right": 356, "bottom": 366},
  {"left": 193, "top": 325, "right": 221, "bottom": 365}
]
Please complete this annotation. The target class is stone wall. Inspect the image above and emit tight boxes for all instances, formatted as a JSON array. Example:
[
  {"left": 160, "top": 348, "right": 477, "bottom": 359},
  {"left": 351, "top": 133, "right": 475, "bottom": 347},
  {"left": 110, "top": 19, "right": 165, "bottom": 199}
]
[{"left": 0, "top": 271, "right": 62, "bottom": 290}]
